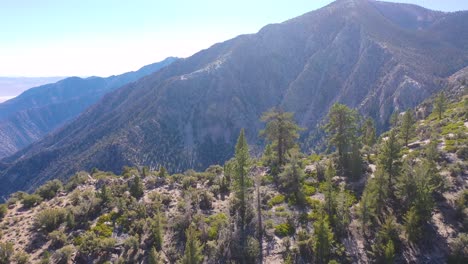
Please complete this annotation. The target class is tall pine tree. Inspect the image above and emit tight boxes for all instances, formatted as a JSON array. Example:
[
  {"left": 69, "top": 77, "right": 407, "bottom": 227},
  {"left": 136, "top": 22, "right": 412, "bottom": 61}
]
[{"left": 260, "top": 108, "right": 301, "bottom": 170}]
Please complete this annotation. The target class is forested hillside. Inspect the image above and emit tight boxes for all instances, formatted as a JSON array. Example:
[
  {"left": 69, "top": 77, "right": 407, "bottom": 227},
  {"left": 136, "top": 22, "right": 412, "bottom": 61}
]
[
  {"left": 0, "top": 87, "right": 466, "bottom": 263},
  {"left": 1, "top": 0, "right": 467, "bottom": 199}
]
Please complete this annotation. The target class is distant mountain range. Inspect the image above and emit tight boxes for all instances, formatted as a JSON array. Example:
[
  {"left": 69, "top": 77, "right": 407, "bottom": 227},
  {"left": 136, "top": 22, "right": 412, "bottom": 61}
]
[
  {"left": 0, "top": 57, "right": 177, "bottom": 158},
  {"left": 0, "top": 77, "right": 67, "bottom": 102},
  {"left": 0, "top": 0, "right": 467, "bottom": 197}
]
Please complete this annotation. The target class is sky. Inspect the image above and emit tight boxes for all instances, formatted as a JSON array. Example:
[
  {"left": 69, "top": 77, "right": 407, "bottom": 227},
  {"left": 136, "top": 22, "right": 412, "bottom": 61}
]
[{"left": 1, "top": 0, "right": 467, "bottom": 77}]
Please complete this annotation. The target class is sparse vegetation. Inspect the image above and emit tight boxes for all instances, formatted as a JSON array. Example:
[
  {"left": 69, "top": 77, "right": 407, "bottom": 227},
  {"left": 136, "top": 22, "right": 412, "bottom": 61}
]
[{"left": 0, "top": 93, "right": 466, "bottom": 263}]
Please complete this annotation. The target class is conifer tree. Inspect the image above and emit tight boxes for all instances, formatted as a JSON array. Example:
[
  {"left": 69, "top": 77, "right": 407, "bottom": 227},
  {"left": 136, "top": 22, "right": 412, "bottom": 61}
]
[
  {"left": 148, "top": 246, "right": 161, "bottom": 264},
  {"left": 324, "top": 103, "right": 360, "bottom": 176},
  {"left": 362, "top": 117, "right": 377, "bottom": 147},
  {"left": 152, "top": 209, "right": 163, "bottom": 251},
  {"left": 433, "top": 92, "right": 447, "bottom": 120},
  {"left": 279, "top": 151, "right": 304, "bottom": 205},
  {"left": 181, "top": 225, "right": 204, "bottom": 264},
  {"left": 378, "top": 130, "right": 401, "bottom": 186},
  {"left": 232, "top": 129, "right": 252, "bottom": 261},
  {"left": 159, "top": 166, "right": 167, "bottom": 178},
  {"left": 390, "top": 111, "right": 399, "bottom": 128},
  {"left": 313, "top": 213, "right": 334, "bottom": 264},
  {"left": 404, "top": 206, "right": 421, "bottom": 242},
  {"left": 130, "top": 175, "right": 144, "bottom": 199},
  {"left": 260, "top": 108, "right": 301, "bottom": 169},
  {"left": 400, "top": 110, "right": 415, "bottom": 147},
  {"left": 324, "top": 161, "right": 336, "bottom": 220}
]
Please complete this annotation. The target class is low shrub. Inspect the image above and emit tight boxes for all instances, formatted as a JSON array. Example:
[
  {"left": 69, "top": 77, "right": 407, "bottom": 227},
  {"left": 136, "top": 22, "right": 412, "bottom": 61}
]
[
  {"left": 303, "top": 185, "right": 316, "bottom": 196},
  {"left": 268, "top": 194, "right": 285, "bottom": 208},
  {"left": 0, "top": 241, "right": 14, "bottom": 263},
  {"left": 274, "top": 223, "right": 295, "bottom": 237},
  {"left": 206, "top": 213, "right": 228, "bottom": 240},
  {"left": 13, "top": 250, "right": 30, "bottom": 264},
  {"left": 49, "top": 230, "right": 68, "bottom": 248},
  {"left": 198, "top": 190, "right": 213, "bottom": 210},
  {"left": 0, "top": 204, "right": 7, "bottom": 220},
  {"left": 22, "top": 194, "right": 43, "bottom": 208},
  {"left": 35, "top": 207, "right": 67, "bottom": 233},
  {"left": 35, "top": 179, "right": 63, "bottom": 200},
  {"left": 52, "top": 245, "right": 75, "bottom": 264}
]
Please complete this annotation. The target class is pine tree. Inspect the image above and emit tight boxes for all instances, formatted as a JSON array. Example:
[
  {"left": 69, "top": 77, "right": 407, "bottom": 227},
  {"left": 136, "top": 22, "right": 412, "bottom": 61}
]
[
  {"left": 378, "top": 130, "right": 401, "bottom": 187},
  {"left": 433, "top": 92, "right": 447, "bottom": 120},
  {"left": 232, "top": 129, "right": 252, "bottom": 261},
  {"left": 260, "top": 108, "right": 301, "bottom": 169},
  {"left": 313, "top": 213, "right": 334, "bottom": 264},
  {"left": 324, "top": 161, "right": 335, "bottom": 220},
  {"left": 148, "top": 246, "right": 161, "bottom": 264},
  {"left": 279, "top": 151, "right": 304, "bottom": 205},
  {"left": 404, "top": 206, "right": 421, "bottom": 242},
  {"left": 400, "top": 110, "right": 415, "bottom": 147},
  {"left": 362, "top": 117, "right": 377, "bottom": 147},
  {"left": 152, "top": 209, "right": 163, "bottom": 251},
  {"left": 142, "top": 166, "right": 150, "bottom": 178},
  {"left": 129, "top": 175, "right": 144, "bottom": 199},
  {"left": 390, "top": 111, "right": 399, "bottom": 128},
  {"left": 181, "top": 225, "right": 204, "bottom": 264},
  {"left": 159, "top": 166, "right": 167, "bottom": 178},
  {"left": 383, "top": 240, "right": 395, "bottom": 264},
  {"left": 324, "top": 103, "right": 359, "bottom": 176}
]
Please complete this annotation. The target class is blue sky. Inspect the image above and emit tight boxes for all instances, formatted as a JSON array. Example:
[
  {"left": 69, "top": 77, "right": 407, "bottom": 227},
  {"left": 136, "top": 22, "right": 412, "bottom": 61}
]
[{"left": 1, "top": 0, "right": 467, "bottom": 77}]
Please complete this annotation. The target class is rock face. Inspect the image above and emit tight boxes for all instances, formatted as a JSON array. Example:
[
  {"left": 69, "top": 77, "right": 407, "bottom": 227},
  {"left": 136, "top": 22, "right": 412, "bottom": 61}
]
[
  {"left": 1, "top": 0, "right": 468, "bottom": 197},
  {"left": 0, "top": 57, "right": 177, "bottom": 158}
]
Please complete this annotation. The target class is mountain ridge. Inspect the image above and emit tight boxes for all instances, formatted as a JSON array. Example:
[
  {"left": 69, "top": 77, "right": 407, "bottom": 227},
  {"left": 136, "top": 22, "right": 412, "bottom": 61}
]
[
  {"left": 0, "top": 0, "right": 467, "bottom": 197},
  {"left": 0, "top": 57, "right": 178, "bottom": 158}
]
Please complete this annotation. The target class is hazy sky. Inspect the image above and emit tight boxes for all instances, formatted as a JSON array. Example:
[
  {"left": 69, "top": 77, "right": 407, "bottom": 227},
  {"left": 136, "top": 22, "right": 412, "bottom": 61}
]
[{"left": 1, "top": 0, "right": 467, "bottom": 77}]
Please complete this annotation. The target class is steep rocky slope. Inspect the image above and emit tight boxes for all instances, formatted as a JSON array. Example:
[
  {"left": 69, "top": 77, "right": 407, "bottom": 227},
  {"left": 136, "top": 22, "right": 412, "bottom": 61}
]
[
  {"left": 0, "top": 90, "right": 466, "bottom": 263},
  {"left": 1, "top": 0, "right": 468, "bottom": 197},
  {"left": 0, "top": 57, "right": 177, "bottom": 158}
]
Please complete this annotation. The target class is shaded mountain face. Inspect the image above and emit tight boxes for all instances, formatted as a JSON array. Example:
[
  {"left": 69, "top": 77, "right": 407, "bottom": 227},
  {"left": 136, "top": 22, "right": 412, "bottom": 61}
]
[
  {"left": 1, "top": 0, "right": 467, "bottom": 197},
  {"left": 0, "top": 57, "right": 177, "bottom": 158}
]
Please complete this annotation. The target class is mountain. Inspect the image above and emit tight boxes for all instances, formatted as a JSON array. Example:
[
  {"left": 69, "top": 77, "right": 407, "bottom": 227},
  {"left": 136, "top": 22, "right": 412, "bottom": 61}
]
[
  {"left": 0, "top": 77, "right": 66, "bottom": 102},
  {"left": 1, "top": 0, "right": 468, "bottom": 197},
  {"left": 0, "top": 57, "right": 178, "bottom": 158},
  {"left": 0, "top": 89, "right": 466, "bottom": 263}
]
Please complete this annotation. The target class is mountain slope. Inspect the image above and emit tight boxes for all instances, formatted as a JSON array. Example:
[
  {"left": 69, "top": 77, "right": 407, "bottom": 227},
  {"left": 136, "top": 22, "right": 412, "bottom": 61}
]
[
  {"left": 1, "top": 0, "right": 468, "bottom": 197},
  {"left": 0, "top": 77, "right": 66, "bottom": 103},
  {"left": 0, "top": 57, "right": 177, "bottom": 158}
]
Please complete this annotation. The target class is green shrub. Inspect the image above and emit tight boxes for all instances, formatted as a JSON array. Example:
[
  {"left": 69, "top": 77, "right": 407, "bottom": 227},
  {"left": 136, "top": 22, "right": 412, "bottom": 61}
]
[
  {"left": 274, "top": 223, "right": 295, "bottom": 237},
  {"left": 13, "top": 250, "right": 30, "bottom": 264},
  {"left": 268, "top": 194, "right": 285, "bottom": 208},
  {"left": 92, "top": 221, "right": 113, "bottom": 238},
  {"left": 123, "top": 235, "right": 140, "bottom": 252},
  {"left": 65, "top": 172, "right": 89, "bottom": 191},
  {"left": 35, "top": 208, "right": 67, "bottom": 233},
  {"left": 49, "top": 230, "right": 68, "bottom": 248},
  {"left": 52, "top": 245, "right": 75, "bottom": 264},
  {"left": 456, "top": 145, "right": 468, "bottom": 160},
  {"left": 265, "top": 220, "right": 274, "bottom": 229},
  {"left": 35, "top": 179, "right": 63, "bottom": 200},
  {"left": 276, "top": 206, "right": 285, "bottom": 212},
  {"left": 6, "top": 191, "right": 27, "bottom": 206},
  {"left": 198, "top": 190, "right": 213, "bottom": 210},
  {"left": 22, "top": 194, "right": 43, "bottom": 208},
  {"left": 76, "top": 231, "right": 117, "bottom": 256},
  {"left": 303, "top": 185, "right": 316, "bottom": 196},
  {"left": 182, "top": 176, "right": 197, "bottom": 189},
  {"left": 448, "top": 233, "right": 468, "bottom": 263},
  {"left": 0, "top": 241, "right": 14, "bottom": 264},
  {"left": 206, "top": 213, "right": 228, "bottom": 240},
  {"left": 0, "top": 204, "right": 7, "bottom": 220}
]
